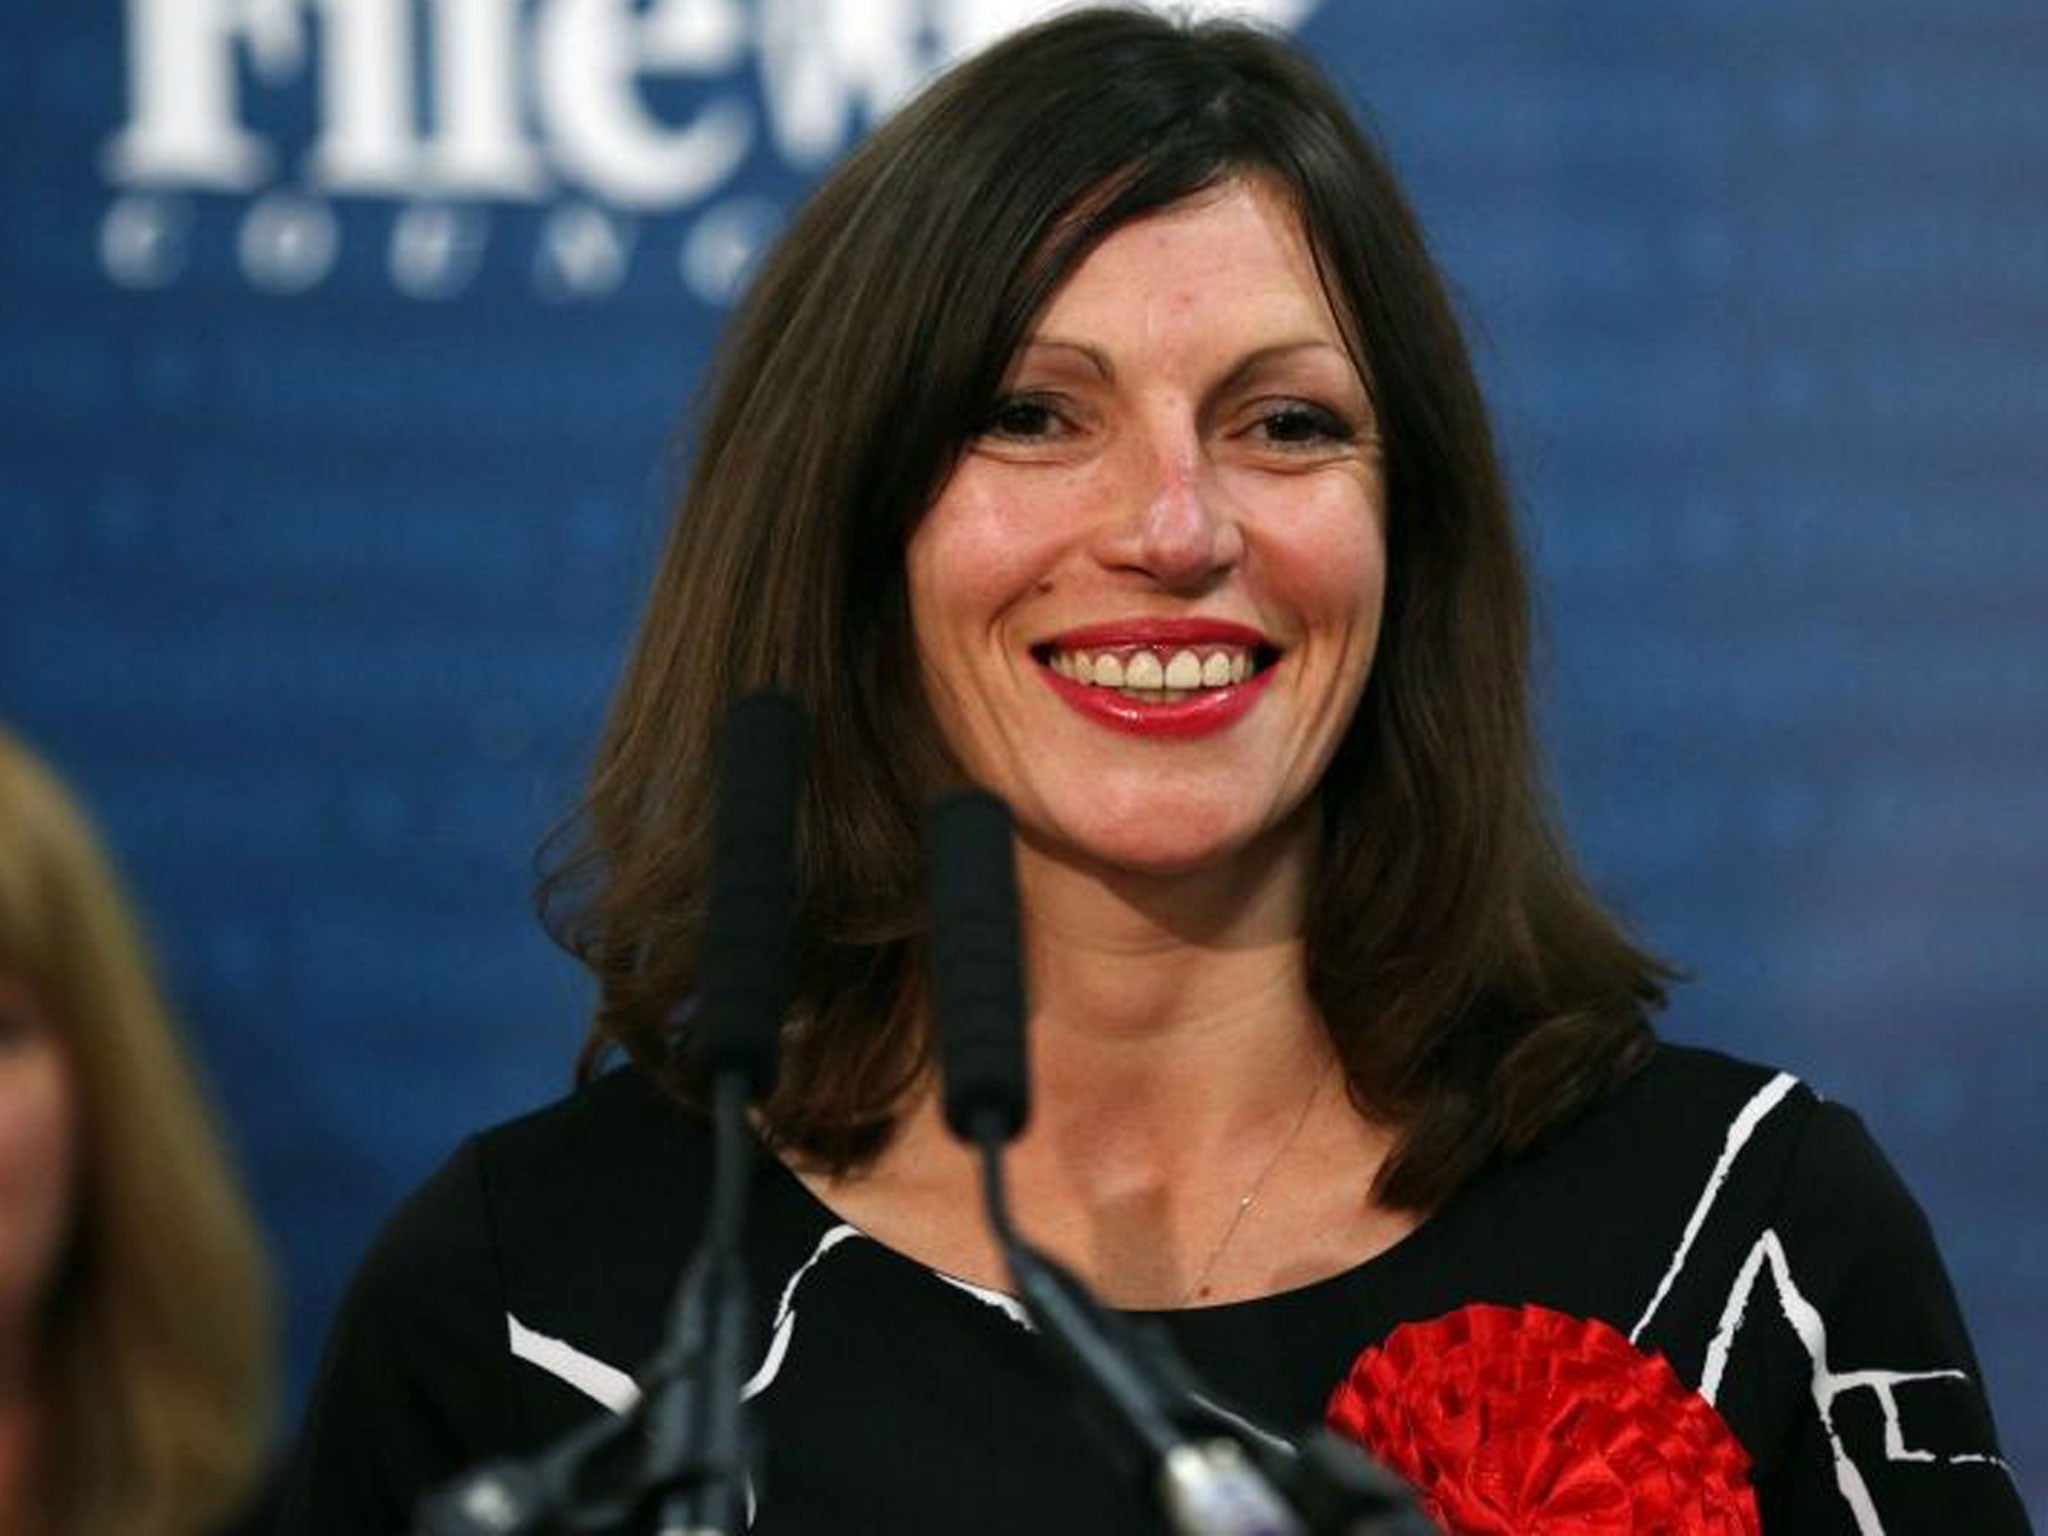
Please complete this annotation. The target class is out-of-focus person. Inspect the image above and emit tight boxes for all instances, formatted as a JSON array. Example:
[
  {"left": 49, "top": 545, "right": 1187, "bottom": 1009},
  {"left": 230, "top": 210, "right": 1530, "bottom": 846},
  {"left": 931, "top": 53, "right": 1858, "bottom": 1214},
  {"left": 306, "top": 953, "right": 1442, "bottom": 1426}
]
[{"left": 0, "top": 725, "right": 273, "bottom": 1536}]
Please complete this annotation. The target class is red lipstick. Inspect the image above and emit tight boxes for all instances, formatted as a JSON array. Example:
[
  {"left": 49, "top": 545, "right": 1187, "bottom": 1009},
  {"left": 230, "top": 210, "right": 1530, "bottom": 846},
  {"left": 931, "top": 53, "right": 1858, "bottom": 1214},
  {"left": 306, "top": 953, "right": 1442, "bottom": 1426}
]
[
  {"left": 1035, "top": 619, "right": 1278, "bottom": 740},
  {"left": 1043, "top": 618, "right": 1270, "bottom": 651}
]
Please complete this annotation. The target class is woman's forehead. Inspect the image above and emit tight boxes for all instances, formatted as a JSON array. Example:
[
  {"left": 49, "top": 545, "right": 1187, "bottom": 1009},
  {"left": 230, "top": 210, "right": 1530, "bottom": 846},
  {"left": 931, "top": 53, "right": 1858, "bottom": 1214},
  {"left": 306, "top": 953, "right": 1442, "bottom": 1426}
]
[{"left": 1006, "top": 178, "right": 1368, "bottom": 387}]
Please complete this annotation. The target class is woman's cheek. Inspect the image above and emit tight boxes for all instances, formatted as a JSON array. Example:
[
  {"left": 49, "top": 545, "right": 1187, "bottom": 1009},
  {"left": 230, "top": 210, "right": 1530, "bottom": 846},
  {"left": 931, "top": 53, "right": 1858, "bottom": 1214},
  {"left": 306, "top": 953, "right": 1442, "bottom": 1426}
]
[{"left": 0, "top": 1036, "right": 77, "bottom": 1321}]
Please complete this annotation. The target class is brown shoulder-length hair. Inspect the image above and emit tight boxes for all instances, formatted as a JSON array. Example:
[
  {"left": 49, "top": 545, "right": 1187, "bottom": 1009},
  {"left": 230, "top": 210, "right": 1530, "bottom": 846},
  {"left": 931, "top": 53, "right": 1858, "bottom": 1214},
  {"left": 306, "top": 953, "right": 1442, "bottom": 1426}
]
[
  {"left": 0, "top": 726, "right": 273, "bottom": 1536},
  {"left": 544, "top": 6, "right": 1665, "bottom": 1211}
]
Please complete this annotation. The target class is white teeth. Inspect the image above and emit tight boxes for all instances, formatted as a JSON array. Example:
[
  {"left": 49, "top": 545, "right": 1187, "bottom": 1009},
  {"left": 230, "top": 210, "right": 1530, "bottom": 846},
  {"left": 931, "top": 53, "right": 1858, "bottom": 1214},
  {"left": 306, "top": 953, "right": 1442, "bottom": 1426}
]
[{"left": 1048, "top": 644, "right": 1260, "bottom": 694}]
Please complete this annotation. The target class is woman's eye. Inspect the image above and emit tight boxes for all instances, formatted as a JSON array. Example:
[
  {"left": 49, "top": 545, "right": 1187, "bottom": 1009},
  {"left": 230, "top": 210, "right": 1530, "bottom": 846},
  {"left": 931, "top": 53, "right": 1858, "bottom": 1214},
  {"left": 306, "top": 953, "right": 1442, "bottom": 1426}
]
[
  {"left": 981, "top": 394, "right": 1066, "bottom": 441},
  {"left": 1256, "top": 402, "right": 1355, "bottom": 447}
]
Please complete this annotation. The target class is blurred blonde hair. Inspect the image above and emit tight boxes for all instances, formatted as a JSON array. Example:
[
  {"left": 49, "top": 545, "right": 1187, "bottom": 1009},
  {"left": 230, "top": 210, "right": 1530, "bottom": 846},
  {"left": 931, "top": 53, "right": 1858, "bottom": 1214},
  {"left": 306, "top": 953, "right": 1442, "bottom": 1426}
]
[{"left": 0, "top": 726, "right": 272, "bottom": 1536}]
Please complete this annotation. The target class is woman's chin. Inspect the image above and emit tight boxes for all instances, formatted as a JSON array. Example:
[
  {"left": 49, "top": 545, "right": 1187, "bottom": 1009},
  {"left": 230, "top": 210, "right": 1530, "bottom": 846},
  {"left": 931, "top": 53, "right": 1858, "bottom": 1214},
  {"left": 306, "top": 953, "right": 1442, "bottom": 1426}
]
[{"left": 1022, "top": 805, "right": 1305, "bottom": 886}]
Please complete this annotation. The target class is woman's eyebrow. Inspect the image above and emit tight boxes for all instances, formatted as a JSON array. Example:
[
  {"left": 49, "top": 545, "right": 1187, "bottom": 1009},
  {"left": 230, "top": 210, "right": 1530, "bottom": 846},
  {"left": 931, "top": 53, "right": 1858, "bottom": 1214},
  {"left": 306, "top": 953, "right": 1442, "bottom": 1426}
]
[
  {"left": 1012, "top": 337, "right": 1113, "bottom": 380},
  {"left": 1215, "top": 340, "right": 1359, "bottom": 395},
  {"left": 1015, "top": 337, "right": 1359, "bottom": 394}
]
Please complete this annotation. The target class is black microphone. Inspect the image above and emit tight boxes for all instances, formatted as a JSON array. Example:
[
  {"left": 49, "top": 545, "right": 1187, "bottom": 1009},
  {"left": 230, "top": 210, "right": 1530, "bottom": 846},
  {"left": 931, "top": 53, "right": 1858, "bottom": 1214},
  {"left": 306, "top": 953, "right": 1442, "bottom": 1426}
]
[
  {"left": 921, "top": 790, "right": 1433, "bottom": 1536},
  {"left": 923, "top": 789, "right": 1029, "bottom": 1144},
  {"left": 692, "top": 688, "right": 808, "bottom": 1094}
]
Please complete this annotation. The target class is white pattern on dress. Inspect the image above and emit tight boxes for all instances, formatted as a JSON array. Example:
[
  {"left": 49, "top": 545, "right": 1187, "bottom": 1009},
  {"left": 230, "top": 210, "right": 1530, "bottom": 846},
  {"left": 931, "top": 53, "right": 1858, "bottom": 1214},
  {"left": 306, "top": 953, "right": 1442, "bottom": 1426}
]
[
  {"left": 740, "top": 1222, "right": 864, "bottom": 1400},
  {"left": 1631, "top": 1071, "right": 1798, "bottom": 1344},
  {"left": 930, "top": 1267, "right": 1034, "bottom": 1328},
  {"left": 501, "top": 1222, "right": 868, "bottom": 1414},
  {"left": 1699, "top": 1228, "right": 2009, "bottom": 1535},
  {"left": 503, "top": 1223, "right": 868, "bottom": 1532},
  {"left": 505, "top": 1311, "right": 640, "bottom": 1412},
  {"left": 1638, "top": 1078, "right": 2014, "bottom": 1534}
]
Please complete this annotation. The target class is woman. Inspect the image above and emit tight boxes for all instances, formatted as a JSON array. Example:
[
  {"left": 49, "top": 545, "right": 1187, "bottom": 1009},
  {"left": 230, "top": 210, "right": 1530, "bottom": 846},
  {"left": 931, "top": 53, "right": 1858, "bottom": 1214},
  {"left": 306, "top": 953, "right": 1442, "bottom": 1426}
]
[
  {"left": 0, "top": 727, "right": 273, "bottom": 1536},
  {"left": 282, "top": 10, "right": 2026, "bottom": 1533}
]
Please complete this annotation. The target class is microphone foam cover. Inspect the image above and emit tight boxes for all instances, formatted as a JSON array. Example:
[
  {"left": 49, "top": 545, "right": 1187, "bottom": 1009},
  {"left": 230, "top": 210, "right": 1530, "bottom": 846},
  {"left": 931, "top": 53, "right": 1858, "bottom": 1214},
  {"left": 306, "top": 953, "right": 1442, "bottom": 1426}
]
[
  {"left": 923, "top": 790, "right": 1029, "bottom": 1144},
  {"left": 695, "top": 690, "right": 808, "bottom": 1096}
]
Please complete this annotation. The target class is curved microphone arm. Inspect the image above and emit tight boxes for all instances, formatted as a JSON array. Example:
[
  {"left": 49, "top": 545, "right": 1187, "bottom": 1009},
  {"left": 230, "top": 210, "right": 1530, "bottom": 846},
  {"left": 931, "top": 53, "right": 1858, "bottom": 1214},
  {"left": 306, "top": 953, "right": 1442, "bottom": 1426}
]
[{"left": 966, "top": 1111, "right": 1310, "bottom": 1536}]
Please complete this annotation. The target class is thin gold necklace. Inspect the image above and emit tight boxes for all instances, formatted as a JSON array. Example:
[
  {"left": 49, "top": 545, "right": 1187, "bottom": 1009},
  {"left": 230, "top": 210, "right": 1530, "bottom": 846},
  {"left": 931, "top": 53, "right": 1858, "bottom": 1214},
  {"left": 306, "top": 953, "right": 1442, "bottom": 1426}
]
[{"left": 1177, "top": 1064, "right": 1333, "bottom": 1307}]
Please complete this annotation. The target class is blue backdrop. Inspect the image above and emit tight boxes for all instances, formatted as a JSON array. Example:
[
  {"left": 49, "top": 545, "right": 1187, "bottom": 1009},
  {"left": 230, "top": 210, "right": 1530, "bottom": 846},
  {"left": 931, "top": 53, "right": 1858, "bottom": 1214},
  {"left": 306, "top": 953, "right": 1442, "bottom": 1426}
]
[{"left": 2, "top": 0, "right": 2041, "bottom": 1517}]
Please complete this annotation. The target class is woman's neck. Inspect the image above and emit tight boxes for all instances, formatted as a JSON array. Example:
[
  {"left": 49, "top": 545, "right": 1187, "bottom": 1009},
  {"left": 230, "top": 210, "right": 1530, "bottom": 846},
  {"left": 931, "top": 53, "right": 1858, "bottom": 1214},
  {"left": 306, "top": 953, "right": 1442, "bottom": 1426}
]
[
  {"left": 802, "top": 811, "right": 1414, "bottom": 1308},
  {"left": 943, "top": 820, "right": 1374, "bottom": 1280},
  {"left": 1008, "top": 813, "right": 1330, "bottom": 1147}
]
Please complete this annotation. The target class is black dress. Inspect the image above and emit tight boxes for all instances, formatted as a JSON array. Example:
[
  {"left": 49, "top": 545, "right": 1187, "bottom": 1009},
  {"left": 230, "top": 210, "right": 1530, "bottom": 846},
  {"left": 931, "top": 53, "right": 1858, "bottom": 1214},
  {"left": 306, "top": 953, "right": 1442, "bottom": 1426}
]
[{"left": 278, "top": 1044, "right": 2030, "bottom": 1534}]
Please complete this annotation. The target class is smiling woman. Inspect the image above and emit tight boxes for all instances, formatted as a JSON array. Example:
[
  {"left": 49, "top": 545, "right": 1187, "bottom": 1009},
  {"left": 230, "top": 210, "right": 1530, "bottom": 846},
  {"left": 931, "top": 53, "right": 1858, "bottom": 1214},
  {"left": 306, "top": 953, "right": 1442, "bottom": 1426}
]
[
  {"left": 281, "top": 9, "right": 2028, "bottom": 1534},
  {"left": 539, "top": 8, "right": 1614, "bottom": 1213},
  {"left": 909, "top": 178, "right": 1386, "bottom": 882}
]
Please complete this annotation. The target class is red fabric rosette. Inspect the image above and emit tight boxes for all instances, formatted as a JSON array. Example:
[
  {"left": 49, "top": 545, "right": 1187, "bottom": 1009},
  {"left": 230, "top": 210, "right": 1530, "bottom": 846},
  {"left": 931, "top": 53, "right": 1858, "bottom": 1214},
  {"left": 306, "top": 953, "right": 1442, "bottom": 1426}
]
[{"left": 1325, "top": 1303, "right": 1760, "bottom": 1535}]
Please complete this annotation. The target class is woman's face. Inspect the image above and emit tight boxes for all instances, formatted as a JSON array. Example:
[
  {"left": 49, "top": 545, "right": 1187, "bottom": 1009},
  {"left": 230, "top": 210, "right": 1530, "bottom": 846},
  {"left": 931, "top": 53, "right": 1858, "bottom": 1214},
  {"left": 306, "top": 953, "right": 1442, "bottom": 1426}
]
[
  {"left": 908, "top": 177, "right": 1386, "bottom": 881},
  {"left": 0, "top": 973, "right": 75, "bottom": 1345}
]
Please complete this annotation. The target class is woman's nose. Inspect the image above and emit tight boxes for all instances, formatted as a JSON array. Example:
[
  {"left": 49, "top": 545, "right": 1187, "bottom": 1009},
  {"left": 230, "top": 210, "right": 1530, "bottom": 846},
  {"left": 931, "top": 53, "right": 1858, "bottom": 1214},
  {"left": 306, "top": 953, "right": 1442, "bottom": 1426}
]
[{"left": 1095, "top": 439, "right": 1245, "bottom": 591}]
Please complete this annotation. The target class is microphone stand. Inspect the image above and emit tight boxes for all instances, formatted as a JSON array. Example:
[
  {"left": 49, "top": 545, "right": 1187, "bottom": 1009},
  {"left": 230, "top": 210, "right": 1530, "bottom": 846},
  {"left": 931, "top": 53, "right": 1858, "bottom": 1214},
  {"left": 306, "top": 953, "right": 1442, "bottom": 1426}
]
[
  {"left": 412, "top": 1075, "right": 759, "bottom": 1536},
  {"left": 641, "top": 1071, "right": 756, "bottom": 1536},
  {"left": 966, "top": 1111, "right": 1430, "bottom": 1536},
  {"left": 964, "top": 1111, "right": 1307, "bottom": 1536}
]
